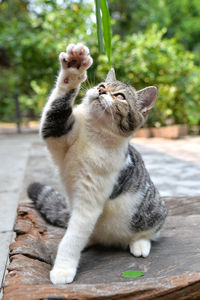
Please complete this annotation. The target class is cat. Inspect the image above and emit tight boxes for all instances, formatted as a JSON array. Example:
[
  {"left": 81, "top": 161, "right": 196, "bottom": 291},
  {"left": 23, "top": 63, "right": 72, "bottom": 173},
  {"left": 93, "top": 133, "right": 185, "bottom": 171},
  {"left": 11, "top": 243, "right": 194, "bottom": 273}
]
[{"left": 27, "top": 43, "right": 167, "bottom": 285}]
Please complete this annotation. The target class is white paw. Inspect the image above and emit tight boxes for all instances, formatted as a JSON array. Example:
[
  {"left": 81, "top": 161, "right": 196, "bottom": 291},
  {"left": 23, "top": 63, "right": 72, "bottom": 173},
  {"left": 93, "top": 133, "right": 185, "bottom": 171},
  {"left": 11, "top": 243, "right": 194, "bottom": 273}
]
[
  {"left": 50, "top": 266, "right": 76, "bottom": 285},
  {"left": 59, "top": 43, "right": 93, "bottom": 73},
  {"left": 130, "top": 239, "right": 151, "bottom": 258}
]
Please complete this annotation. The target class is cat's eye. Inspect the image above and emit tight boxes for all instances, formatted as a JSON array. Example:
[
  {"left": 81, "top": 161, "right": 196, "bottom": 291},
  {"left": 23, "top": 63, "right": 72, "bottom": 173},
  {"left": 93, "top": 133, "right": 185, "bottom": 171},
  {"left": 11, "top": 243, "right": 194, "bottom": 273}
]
[
  {"left": 114, "top": 93, "right": 126, "bottom": 100},
  {"left": 98, "top": 84, "right": 106, "bottom": 89}
]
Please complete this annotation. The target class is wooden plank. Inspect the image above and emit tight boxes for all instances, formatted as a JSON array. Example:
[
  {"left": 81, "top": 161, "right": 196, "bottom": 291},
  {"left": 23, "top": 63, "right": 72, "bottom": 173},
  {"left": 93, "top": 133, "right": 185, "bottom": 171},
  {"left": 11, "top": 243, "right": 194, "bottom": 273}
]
[
  {"left": 3, "top": 203, "right": 200, "bottom": 299},
  {"left": 165, "top": 196, "right": 200, "bottom": 216},
  {"left": 3, "top": 274, "right": 200, "bottom": 300}
]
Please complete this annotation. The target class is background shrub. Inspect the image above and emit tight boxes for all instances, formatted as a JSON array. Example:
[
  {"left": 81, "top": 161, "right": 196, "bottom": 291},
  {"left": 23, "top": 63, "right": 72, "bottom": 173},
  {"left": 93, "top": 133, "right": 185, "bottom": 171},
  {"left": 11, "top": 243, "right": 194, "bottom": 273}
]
[
  {"left": 0, "top": 0, "right": 200, "bottom": 128},
  {"left": 97, "top": 26, "right": 200, "bottom": 127}
]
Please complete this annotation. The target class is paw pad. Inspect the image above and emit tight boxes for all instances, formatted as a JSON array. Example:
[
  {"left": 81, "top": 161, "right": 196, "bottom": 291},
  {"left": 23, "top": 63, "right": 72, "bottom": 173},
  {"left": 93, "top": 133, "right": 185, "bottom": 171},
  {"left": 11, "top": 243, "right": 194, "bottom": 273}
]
[{"left": 59, "top": 43, "right": 92, "bottom": 72}]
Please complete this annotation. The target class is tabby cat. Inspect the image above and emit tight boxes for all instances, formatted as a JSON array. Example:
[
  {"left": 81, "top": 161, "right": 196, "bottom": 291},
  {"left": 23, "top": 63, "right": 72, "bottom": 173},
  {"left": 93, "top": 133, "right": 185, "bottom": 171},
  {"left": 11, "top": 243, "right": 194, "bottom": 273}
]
[{"left": 28, "top": 43, "right": 167, "bottom": 284}]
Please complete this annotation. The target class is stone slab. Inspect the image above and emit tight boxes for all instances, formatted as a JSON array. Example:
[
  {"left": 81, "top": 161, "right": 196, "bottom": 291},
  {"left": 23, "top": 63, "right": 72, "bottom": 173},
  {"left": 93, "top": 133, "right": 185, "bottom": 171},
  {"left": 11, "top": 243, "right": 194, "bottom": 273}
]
[
  {"left": 163, "top": 195, "right": 200, "bottom": 216},
  {"left": 0, "top": 231, "right": 13, "bottom": 291},
  {"left": 0, "top": 134, "right": 39, "bottom": 294},
  {"left": 19, "top": 139, "right": 200, "bottom": 207},
  {"left": 1, "top": 134, "right": 200, "bottom": 299},
  {"left": 133, "top": 136, "right": 200, "bottom": 166},
  {"left": 0, "top": 134, "right": 35, "bottom": 193},
  {"left": 133, "top": 143, "right": 200, "bottom": 196},
  {"left": 3, "top": 199, "right": 200, "bottom": 300},
  {"left": 0, "top": 192, "right": 20, "bottom": 232},
  {"left": 19, "top": 141, "right": 65, "bottom": 204},
  {"left": 0, "top": 134, "right": 39, "bottom": 232}
]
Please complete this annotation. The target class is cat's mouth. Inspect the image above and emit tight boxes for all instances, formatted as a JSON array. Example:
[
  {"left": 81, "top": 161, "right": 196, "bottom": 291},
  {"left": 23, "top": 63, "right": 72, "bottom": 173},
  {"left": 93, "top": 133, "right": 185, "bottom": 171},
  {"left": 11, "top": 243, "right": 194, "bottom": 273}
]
[
  {"left": 87, "top": 92, "right": 112, "bottom": 115},
  {"left": 89, "top": 94, "right": 106, "bottom": 107},
  {"left": 96, "top": 96, "right": 111, "bottom": 114}
]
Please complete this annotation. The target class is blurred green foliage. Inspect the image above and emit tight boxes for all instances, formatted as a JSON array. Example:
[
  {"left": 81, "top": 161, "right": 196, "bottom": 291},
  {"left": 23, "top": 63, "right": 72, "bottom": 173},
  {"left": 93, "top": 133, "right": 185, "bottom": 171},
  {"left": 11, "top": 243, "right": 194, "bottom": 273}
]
[
  {"left": 0, "top": 0, "right": 200, "bottom": 128},
  {"left": 0, "top": 0, "right": 97, "bottom": 121},
  {"left": 109, "top": 0, "right": 200, "bottom": 59},
  {"left": 97, "top": 26, "right": 200, "bottom": 126}
]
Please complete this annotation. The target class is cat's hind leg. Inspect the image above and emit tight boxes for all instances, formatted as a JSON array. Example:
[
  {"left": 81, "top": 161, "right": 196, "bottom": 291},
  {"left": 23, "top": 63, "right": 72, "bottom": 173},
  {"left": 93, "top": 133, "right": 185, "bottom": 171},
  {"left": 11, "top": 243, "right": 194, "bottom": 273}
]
[{"left": 129, "top": 238, "right": 151, "bottom": 258}]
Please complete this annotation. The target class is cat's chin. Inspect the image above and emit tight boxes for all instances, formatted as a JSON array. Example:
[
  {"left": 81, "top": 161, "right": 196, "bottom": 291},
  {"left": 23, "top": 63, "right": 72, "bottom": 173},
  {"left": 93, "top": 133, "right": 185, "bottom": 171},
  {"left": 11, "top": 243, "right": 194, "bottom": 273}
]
[
  {"left": 89, "top": 95, "right": 100, "bottom": 103},
  {"left": 84, "top": 95, "right": 107, "bottom": 113},
  {"left": 92, "top": 99, "right": 110, "bottom": 116},
  {"left": 85, "top": 88, "right": 98, "bottom": 101}
]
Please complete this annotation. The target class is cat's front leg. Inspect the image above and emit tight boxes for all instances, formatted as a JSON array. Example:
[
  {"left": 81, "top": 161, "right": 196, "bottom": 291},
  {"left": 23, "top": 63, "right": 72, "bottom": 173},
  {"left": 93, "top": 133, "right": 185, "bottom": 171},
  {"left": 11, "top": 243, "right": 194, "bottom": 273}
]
[
  {"left": 41, "top": 43, "right": 93, "bottom": 140},
  {"left": 50, "top": 201, "right": 104, "bottom": 284},
  {"left": 130, "top": 238, "right": 151, "bottom": 258},
  {"left": 58, "top": 43, "right": 93, "bottom": 90}
]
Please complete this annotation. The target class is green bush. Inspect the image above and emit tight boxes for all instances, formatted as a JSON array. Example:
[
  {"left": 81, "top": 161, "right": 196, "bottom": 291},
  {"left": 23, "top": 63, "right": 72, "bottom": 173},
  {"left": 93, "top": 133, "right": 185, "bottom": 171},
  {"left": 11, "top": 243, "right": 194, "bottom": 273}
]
[
  {"left": 0, "top": 1, "right": 200, "bottom": 128},
  {"left": 109, "top": 0, "right": 200, "bottom": 60},
  {"left": 96, "top": 26, "right": 200, "bottom": 127},
  {"left": 0, "top": 0, "right": 96, "bottom": 122}
]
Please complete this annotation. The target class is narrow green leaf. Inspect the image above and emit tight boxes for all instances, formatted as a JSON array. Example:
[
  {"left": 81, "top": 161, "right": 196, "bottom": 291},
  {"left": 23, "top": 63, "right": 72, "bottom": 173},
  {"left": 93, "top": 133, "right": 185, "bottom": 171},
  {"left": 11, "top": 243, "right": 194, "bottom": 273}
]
[
  {"left": 95, "top": 0, "right": 104, "bottom": 53},
  {"left": 122, "top": 270, "right": 144, "bottom": 278},
  {"left": 100, "top": 0, "right": 112, "bottom": 66}
]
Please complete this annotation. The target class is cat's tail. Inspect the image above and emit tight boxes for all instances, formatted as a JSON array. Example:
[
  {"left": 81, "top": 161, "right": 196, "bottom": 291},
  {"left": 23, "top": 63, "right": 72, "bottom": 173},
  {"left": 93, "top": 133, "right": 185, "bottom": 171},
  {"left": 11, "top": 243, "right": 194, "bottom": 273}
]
[{"left": 27, "top": 182, "right": 69, "bottom": 228}]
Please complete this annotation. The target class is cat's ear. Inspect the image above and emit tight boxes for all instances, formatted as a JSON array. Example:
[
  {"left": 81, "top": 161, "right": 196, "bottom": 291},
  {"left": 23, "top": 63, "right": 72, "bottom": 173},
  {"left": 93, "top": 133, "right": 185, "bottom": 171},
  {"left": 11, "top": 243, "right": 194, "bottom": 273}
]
[
  {"left": 137, "top": 86, "right": 157, "bottom": 114},
  {"left": 105, "top": 68, "right": 116, "bottom": 82}
]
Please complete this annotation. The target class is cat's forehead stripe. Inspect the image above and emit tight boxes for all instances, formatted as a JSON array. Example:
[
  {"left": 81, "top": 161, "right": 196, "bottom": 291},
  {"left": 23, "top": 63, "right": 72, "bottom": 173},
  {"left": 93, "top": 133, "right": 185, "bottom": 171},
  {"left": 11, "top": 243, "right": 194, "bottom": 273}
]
[{"left": 106, "top": 81, "right": 137, "bottom": 98}]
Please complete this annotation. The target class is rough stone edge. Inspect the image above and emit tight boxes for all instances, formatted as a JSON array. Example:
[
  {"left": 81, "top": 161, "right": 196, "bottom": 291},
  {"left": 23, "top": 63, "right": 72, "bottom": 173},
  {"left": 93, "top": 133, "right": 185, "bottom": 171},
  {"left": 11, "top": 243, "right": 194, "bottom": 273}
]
[
  {"left": 3, "top": 200, "right": 200, "bottom": 300},
  {"left": 3, "top": 273, "right": 200, "bottom": 300}
]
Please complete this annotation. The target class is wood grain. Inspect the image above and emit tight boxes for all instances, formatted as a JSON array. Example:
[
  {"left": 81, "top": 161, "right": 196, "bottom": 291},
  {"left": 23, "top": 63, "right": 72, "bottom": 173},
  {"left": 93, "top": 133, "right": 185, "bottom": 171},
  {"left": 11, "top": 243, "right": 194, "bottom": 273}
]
[{"left": 3, "top": 198, "right": 200, "bottom": 299}]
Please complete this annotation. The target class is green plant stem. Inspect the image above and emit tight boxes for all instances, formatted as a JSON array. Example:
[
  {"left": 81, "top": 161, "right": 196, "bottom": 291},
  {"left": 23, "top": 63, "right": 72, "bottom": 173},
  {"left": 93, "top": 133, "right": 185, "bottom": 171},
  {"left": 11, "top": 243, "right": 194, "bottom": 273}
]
[{"left": 95, "top": 0, "right": 105, "bottom": 53}]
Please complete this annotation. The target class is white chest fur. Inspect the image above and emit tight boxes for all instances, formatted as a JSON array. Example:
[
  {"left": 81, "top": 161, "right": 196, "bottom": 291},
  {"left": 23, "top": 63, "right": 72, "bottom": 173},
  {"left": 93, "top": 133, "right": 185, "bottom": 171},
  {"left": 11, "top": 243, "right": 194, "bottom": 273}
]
[{"left": 50, "top": 105, "right": 129, "bottom": 210}]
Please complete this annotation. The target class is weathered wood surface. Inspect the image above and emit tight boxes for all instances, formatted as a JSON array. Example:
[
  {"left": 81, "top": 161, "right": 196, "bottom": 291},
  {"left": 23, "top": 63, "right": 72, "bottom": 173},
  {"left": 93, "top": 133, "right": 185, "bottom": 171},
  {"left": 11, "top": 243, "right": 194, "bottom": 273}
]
[
  {"left": 164, "top": 195, "right": 200, "bottom": 216},
  {"left": 3, "top": 197, "right": 200, "bottom": 300}
]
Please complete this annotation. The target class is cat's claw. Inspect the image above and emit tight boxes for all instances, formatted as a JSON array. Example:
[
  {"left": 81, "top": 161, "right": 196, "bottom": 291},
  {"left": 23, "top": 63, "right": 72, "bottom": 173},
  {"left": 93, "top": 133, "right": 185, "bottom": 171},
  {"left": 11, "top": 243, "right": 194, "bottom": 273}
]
[
  {"left": 59, "top": 43, "right": 93, "bottom": 73},
  {"left": 50, "top": 266, "right": 76, "bottom": 285},
  {"left": 130, "top": 239, "right": 151, "bottom": 258}
]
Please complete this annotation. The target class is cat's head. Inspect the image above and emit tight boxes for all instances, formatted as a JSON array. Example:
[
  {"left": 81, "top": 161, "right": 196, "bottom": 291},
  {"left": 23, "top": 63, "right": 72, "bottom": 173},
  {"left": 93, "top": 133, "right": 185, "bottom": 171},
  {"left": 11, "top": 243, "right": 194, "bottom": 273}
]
[{"left": 84, "top": 68, "right": 157, "bottom": 137}]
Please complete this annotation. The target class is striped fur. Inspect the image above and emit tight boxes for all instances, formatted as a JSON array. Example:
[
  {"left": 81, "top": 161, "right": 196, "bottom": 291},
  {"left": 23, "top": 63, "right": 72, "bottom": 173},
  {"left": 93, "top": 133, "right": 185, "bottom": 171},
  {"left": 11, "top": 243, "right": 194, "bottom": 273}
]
[
  {"left": 27, "top": 44, "right": 167, "bottom": 285},
  {"left": 42, "top": 89, "right": 76, "bottom": 139},
  {"left": 28, "top": 183, "right": 69, "bottom": 227}
]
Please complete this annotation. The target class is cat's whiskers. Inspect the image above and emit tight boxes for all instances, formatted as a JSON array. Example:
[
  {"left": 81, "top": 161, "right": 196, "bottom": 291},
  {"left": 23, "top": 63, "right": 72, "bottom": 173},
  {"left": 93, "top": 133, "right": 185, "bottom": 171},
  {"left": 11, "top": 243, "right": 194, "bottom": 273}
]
[
  {"left": 80, "top": 86, "right": 88, "bottom": 92},
  {"left": 86, "top": 76, "right": 97, "bottom": 90},
  {"left": 86, "top": 79, "right": 92, "bottom": 89}
]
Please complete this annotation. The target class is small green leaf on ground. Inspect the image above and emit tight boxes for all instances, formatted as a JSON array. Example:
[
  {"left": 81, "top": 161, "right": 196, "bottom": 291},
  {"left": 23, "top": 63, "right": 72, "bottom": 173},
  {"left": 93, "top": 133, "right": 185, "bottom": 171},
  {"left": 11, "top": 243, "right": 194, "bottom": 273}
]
[{"left": 122, "top": 270, "right": 144, "bottom": 278}]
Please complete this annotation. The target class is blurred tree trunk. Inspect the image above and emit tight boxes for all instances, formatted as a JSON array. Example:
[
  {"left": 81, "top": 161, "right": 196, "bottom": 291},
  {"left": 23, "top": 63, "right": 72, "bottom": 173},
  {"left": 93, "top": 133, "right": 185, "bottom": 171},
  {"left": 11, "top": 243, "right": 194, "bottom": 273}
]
[{"left": 15, "top": 94, "right": 21, "bottom": 133}]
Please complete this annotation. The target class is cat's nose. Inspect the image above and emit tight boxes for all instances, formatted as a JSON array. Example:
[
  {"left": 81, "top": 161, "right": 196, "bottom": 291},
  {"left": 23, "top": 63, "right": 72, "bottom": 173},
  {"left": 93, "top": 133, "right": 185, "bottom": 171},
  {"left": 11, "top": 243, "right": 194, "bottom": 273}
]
[{"left": 99, "top": 87, "right": 107, "bottom": 95}]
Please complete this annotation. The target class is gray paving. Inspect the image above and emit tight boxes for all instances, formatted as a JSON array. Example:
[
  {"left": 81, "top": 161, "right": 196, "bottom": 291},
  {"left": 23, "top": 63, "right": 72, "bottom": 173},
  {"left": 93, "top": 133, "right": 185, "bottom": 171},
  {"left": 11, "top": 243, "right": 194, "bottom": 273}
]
[
  {"left": 133, "top": 136, "right": 200, "bottom": 165},
  {"left": 133, "top": 142, "right": 200, "bottom": 196},
  {"left": 0, "top": 134, "right": 38, "bottom": 295},
  {"left": 0, "top": 133, "right": 200, "bottom": 297}
]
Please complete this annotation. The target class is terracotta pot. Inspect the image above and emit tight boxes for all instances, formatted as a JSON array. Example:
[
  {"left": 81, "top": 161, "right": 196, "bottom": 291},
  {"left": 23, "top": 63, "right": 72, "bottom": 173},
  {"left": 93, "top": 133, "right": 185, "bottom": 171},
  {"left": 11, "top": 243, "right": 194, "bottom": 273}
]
[
  {"left": 134, "top": 125, "right": 188, "bottom": 139},
  {"left": 134, "top": 128, "right": 152, "bottom": 138},
  {"left": 151, "top": 125, "right": 188, "bottom": 139}
]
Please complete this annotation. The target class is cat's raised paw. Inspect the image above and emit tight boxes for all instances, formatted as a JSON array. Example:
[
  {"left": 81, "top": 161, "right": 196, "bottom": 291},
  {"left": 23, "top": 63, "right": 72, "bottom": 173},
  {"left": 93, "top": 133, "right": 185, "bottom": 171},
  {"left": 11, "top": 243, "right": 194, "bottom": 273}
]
[
  {"left": 130, "top": 239, "right": 151, "bottom": 258},
  {"left": 59, "top": 43, "right": 93, "bottom": 73},
  {"left": 50, "top": 266, "right": 76, "bottom": 285}
]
